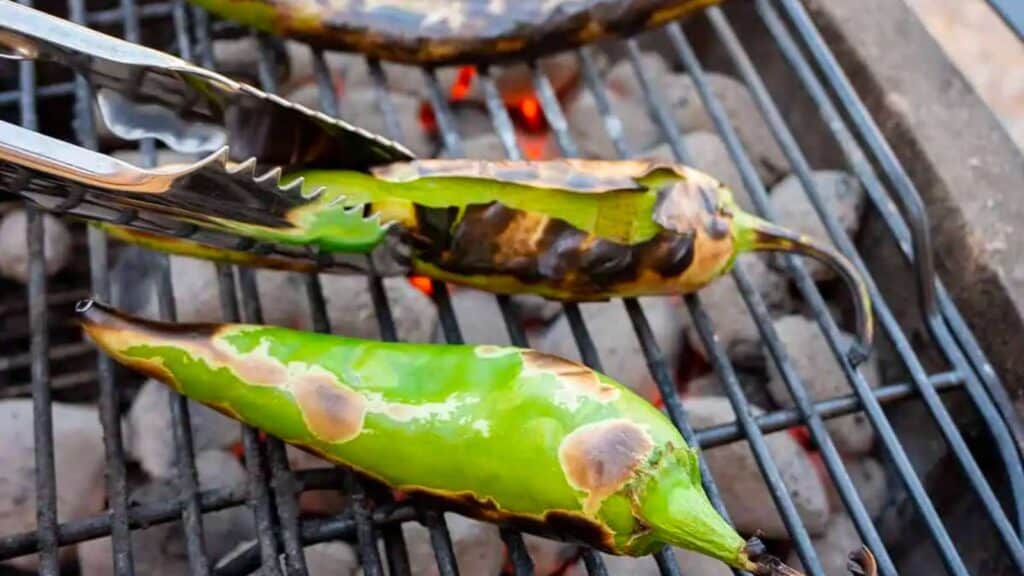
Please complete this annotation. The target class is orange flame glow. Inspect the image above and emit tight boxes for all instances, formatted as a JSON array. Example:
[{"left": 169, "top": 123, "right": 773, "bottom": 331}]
[
  {"left": 449, "top": 66, "right": 476, "bottom": 101},
  {"left": 517, "top": 96, "right": 544, "bottom": 132},
  {"left": 408, "top": 275, "right": 434, "bottom": 296}
]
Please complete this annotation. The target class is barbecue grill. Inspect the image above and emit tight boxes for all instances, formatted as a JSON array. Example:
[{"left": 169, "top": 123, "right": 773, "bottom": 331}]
[{"left": 0, "top": 1, "right": 1022, "bottom": 575}]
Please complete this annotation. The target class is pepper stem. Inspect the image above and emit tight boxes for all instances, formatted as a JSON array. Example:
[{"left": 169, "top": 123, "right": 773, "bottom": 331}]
[{"left": 732, "top": 210, "right": 874, "bottom": 365}]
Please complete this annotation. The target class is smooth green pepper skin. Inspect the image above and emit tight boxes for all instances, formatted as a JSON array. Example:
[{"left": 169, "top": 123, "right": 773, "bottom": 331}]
[{"left": 77, "top": 300, "right": 802, "bottom": 574}]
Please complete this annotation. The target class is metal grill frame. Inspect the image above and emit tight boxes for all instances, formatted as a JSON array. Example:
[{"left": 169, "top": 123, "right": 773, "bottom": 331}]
[{"left": 1, "top": 1, "right": 1023, "bottom": 575}]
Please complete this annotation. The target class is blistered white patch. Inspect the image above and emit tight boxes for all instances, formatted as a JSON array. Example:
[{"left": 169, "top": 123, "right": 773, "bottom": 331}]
[
  {"left": 472, "top": 420, "right": 491, "bottom": 437},
  {"left": 473, "top": 345, "right": 520, "bottom": 359},
  {"left": 362, "top": 392, "right": 475, "bottom": 423},
  {"left": 551, "top": 387, "right": 585, "bottom": 412}
]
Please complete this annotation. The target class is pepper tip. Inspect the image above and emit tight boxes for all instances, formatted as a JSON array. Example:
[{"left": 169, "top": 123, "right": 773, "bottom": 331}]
[
  {"left": 846, "top": 342, "right": 870, "bottom": 367},
  {"left": 846, "top": 546, "right": 877, "bottom": 576}
]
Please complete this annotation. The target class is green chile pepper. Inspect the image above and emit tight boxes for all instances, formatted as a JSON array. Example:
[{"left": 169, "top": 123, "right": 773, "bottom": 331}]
[
  {"left": 95, "top": 159, "right": 874, "bottom": 361},
  {"left": 79, "top": 299, "right": 811, "bottom": 574}
]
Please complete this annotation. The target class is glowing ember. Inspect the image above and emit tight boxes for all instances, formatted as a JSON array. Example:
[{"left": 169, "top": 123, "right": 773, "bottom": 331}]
[
  {"left": 449, "top": 66, "right": 476, "bottom": 101},
  {"left": 408, "top": 275, "right": 434, "bottom": 296},
  {"left": 418, "top": 102, "right": 438, "bottom": 134},
  {"left": 518, "top": 131, "right": 550, "bottom": 160},
  {"left": 516, "top": 96, "right": 545, "bottom": 132}
]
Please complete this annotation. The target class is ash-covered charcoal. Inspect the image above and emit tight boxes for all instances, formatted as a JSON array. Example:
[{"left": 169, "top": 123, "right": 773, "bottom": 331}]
[
  {"left": 684, "top": 369, "right": 778, "bottom": 413},
  {"left": 0, "top": 207, "right": 72, "bottom": 284},
  {"left": 683, "top": 396, "right": 831, "bottom": 539},
  {"left": 510, "top": 294, "right": 564, "bottom": 325},
  {"left": 684, "top": 254, "right": 794, "bottom": 367},
  {"left": 281, "top": 81, "right": 434, "bottom": 156},
  {"left": 447, "top": 287, "right": 514, "bottom": 345},
  {"left": 766, "top": 315, "right": 880, "bottom": 456},
  {"left": 365, "top": 513, "right": 504, "bottom": 576},
  {"left": 77, "top": 450, "right": 254, "bottom": 576},
  {"left": 785, "top": 513, "right": 865, "bottom": 576},
  {"left": 825, "top": 457, "right": 888, "bottom": 521},
  {"left": 337, "top": 89, "right": 435, "bottom": 157},
  {"left": 521, "top": 534, "right": 579, "bottom": 575},
  {"left": 533, "top": 297, "right": 687, "bottom": 403},
  {"left": 110, "top": 249, "right": 310, "bottom": 329},
  {"left": 638, "top": 132, "right": 754, "bottom": 210},
  {"left": 304, "top": 541, "right": 359, "bottom": 576},
  {"left": 285, "top": 445, "right": 347, "bottom": 516},
  {"left": 605, "top": 52, "right": 787, "bottom": 181},
  {"left": 563, "top": 546, "right": 731, "bottom": 576},
  {"left": 566, "top": 87, "right": 660, "bottom": 159},
  {"left": 433, "top": 53, "right": 585, "bottom": 107},
  {"left": 214, "top": 36, "right": 289, "bottom": 87},
  {"left": 319, "top": 275, "right": 439, "bottom": 343},
  {"left": 126, "top": 378, "right": 241, "bottom": 479},
  {"left": 0, "top": 401, "right": 107, "bottom": 571},
  {"left": 770, "top": 172, "right": 866, "bottom": 282},
  {"left": 441, "top": 133, "right": 508, "bottom": 160}
]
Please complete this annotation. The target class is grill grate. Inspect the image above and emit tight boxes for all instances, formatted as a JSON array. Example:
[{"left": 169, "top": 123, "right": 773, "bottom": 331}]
[{"left": 1, "top": 1, "right": 1023, "bottom": 575}]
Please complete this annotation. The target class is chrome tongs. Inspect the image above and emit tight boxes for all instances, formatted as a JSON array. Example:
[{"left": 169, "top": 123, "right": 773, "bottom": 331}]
[{"left": 0, "top": 1, "right": 415, "bottom": 273}]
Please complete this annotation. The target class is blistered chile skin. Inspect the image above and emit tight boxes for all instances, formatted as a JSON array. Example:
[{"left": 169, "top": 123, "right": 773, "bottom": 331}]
[{"left": 77, "top": 300, "right": 754, "bottom": 567}]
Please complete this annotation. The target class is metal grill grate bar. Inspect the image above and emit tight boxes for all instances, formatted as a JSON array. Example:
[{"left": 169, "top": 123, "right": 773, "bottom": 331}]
[
  {"left": 759, "top": 0, "right": 1024, "bottom": 543},
  {"left": 701, "top": 5, "right": 1024, "bottom": 572}
]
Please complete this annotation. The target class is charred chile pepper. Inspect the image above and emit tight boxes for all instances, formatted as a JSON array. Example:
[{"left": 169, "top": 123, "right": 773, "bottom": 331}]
[
  {"left": 80, "top": 299, "right": 810, "bottom": 574},
  {"left": 186, "top": 0, "right": 723, "bottom": 65},
  {"left": 95, "top": 159, "right": 874, "bottom": 360}
]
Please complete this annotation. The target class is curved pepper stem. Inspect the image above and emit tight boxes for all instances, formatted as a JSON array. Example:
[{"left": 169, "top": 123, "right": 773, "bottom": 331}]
[{"left": 731, "top": 210, "right": 874, "bottom": 366}]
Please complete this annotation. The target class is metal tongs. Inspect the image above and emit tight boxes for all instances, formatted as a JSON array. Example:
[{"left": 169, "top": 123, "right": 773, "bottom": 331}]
[{"left": 0, "top": 1, "right": 415, "bottom": 272}]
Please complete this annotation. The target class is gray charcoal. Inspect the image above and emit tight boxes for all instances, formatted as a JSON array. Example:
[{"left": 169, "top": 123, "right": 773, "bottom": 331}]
[
  {"left": 769, "top": 171, "right": 866, "bottom": 281},
  {"left": 319, "top": 275, "right": 439, "bottom": 343},
  {"left": 683, "top": 396, "right": 830, "bottom": 538},
  {"left": 304, "top": 541, "right": 359, "bottom": 576},
  {"left": 607, "top": 54, "right": 787, "bottom": 183},
  {"left": 0, "top": 208, "right": 72, "bottom": 283},
  {"left": 566, "top": 87, "right": 660, "bottom": 159},
  {"left": 285, "top": 445, "right": 346, "bottom": 516},
  {"left": 441, "top": 132, "right": 508, "bottom": 160},
  {"left": 825, "top": 456, "right": 888, "bottom": 520},
  {"left": 661, "top": 71, "right": 790, "bottom": 184},
  {"left": 510, "top": 294, "right": 564, "bottom": 325},
  {"left": 637, "top": 132, "right": 753, "bottom": 210},
  {"left": 685, "top": 254, "right": 793, "bottom": 367},
  {"left": 0, "top": 401, "right": 106, "bottom": 571},
  {"left": 534, "top": 297, "right": 687, "bottom": 403},
  {"left": 766, "top": 315, "right": 880, "bottom": 455},
  {"left": 126, "top": 379, "right": 241, "bottom": 479},
  {"left": 521, "top": 534, "right": 579, "bottom": 575},
  {"left": 684, "top": 369, "right": 776, "bottom": 412},
  {"left": 365, "top": 513, "right": 504, "bottom": 576},
  {"left": 447, "top": 287, "right": 513, "bottom": 345},
  {"left": 564, "top": 547, "right": 730, "bottom": 576},
  {"left": 78, "top": 450, "right": 254, "bottom": 576},
  {"left": 213, "top": 36, "right": 274, "bottom": 85},
  {"left": 338, "top": 89, "right": 434, "bottom": 157},
  {"left": 785, "top": 513, "right": 864, "bottom": 576}
]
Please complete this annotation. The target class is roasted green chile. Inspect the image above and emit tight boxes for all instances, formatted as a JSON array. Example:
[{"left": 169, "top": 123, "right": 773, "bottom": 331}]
[
  {"left": 186, "top": 0, "right": 722, "bottom": 65},
  {"left": 95, "top": 159, "right": 874, "bottom": 360},
  {"left": 79, "top": 299, "right": 809, "bottom": 574}
]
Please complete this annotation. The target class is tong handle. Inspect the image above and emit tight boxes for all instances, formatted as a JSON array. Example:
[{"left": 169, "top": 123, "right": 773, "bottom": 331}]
[{"left": 0, "top": 119, "right": 181, "bottom": 192}]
